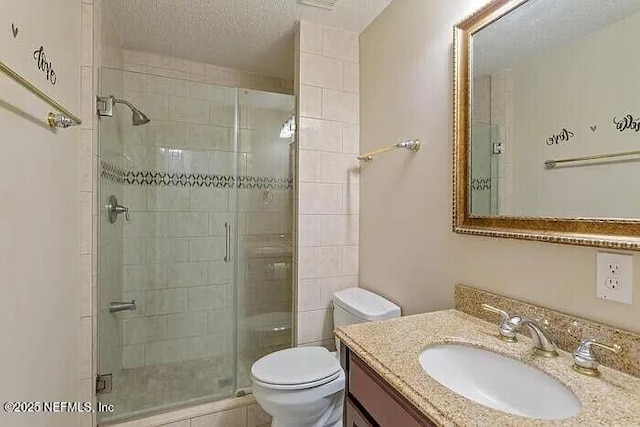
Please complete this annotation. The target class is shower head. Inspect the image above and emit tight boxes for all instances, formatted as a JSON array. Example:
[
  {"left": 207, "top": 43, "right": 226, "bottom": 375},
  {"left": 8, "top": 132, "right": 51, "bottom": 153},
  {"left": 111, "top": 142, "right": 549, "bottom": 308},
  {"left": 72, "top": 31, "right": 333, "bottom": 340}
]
[
  {"left": 97, "top": 95, "right": 150, "bottom": 126},
  {"left": 130, "top": 106, "right": 150, "bottom": 126}
]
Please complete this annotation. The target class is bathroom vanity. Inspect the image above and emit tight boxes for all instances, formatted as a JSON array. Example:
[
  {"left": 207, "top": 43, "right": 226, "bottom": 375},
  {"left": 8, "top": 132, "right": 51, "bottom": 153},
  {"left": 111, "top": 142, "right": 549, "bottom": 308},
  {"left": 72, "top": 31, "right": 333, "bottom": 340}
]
[
  {"left": 335, "top": 285, "right": 640, "bottom": 426},
  {"left": 340, "top": 345, "right": 436, "bottom": 426}
]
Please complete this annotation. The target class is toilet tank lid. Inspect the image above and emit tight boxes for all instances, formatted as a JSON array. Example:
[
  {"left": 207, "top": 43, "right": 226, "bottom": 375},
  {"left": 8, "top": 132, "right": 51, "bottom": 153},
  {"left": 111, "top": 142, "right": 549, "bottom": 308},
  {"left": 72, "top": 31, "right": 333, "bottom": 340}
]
[{"left": 333, "top": 287, "right": 401, "bottom": 321}]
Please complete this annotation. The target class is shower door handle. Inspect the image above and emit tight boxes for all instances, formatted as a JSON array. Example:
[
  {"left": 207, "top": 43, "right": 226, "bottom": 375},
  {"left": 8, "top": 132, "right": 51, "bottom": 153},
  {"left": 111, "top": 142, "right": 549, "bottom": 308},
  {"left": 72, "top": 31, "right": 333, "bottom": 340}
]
[{"left": 224, "top": 222, "right": 231, "bottom": 263}]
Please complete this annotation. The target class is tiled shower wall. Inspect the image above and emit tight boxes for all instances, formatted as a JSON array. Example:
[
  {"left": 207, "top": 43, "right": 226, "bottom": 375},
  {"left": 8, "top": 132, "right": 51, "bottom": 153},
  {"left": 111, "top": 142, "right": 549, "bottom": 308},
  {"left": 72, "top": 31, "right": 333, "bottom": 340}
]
[
  {"left": 116, "top": 75, "right": 238, "bottom": 368},
  {"left": 121, "top": 49, "right": 293, "bottom": 96},
  {"left": 295, "top": 21, "right": 361, "bottom": 349},
  {"left": 106, "top": 71, "right": 294, "bottom": 369}
]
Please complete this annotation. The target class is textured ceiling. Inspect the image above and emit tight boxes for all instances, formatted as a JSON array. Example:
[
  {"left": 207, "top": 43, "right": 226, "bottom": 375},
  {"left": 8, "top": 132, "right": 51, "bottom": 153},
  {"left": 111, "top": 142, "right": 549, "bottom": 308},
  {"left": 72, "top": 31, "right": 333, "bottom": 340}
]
[
  {"left": 474, "top": 0, "right": 640, "bottom": 77},
  {"left": 105, "top": 0, "right": 392, "bottom": 80}
]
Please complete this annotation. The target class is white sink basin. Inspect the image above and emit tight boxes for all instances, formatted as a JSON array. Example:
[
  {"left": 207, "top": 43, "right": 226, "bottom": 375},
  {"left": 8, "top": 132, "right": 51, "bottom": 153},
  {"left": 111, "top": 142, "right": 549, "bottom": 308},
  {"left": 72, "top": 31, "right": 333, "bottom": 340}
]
[{"left": 419, "top": 344, "right": 581, "bottom": 419}]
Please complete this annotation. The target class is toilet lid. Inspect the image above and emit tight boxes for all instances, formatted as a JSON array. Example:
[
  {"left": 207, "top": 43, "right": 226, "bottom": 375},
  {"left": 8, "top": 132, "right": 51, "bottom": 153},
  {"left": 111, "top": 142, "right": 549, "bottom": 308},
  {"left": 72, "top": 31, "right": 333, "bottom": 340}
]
[{"left": 251, "top": 347, "right": 341, "bottom": 386}]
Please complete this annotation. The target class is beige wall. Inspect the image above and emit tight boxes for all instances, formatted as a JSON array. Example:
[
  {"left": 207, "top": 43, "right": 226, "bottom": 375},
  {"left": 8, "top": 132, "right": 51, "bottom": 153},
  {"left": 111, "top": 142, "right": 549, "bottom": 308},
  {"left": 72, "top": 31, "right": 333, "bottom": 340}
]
[
  {"left": 0, "top": 0, "right": 90, "bottom": 426},
  {"left": 507, "top": 12, "right": 640, "bottom": 218},
  {"left": 360, "top": 0, "right": 640, "bottom": 333},
  {"left": 295, "top": 21, "right": 361, "bottom": 349}
]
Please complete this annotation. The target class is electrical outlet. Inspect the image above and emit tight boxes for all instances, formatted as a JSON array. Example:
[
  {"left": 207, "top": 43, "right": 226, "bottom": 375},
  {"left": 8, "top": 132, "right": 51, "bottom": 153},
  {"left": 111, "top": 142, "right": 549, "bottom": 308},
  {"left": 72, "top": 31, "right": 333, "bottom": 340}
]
[
  {"left": 604, "top": 277, "right": 619, "bottom": 290},
  {"left": 596, "top": 252, "right": 632, "bottom": 304}
]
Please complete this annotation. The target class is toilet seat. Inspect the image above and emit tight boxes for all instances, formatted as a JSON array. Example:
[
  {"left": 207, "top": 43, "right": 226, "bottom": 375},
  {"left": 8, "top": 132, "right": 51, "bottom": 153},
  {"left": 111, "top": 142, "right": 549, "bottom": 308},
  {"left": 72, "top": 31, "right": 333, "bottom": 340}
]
[
  {"left": 251, "top": 347, "right": 341, "bottom": 391},
  {"left": 252, "top": 370, "right": 341, "bottom": 390}
]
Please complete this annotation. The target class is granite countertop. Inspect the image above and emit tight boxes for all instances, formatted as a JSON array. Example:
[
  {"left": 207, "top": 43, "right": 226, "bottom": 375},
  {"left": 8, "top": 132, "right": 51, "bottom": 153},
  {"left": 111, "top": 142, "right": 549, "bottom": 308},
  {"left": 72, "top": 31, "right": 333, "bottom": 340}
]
[{"left": 334, "top": 309, "right": 640, "bottom": 426}]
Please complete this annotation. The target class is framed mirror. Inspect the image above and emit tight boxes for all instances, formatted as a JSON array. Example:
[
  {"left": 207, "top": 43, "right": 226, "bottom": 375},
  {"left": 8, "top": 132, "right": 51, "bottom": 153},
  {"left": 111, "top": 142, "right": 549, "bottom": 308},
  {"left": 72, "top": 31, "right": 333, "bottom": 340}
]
[{"left": 453, "top": 0, "right": 640, "bottom": 249}]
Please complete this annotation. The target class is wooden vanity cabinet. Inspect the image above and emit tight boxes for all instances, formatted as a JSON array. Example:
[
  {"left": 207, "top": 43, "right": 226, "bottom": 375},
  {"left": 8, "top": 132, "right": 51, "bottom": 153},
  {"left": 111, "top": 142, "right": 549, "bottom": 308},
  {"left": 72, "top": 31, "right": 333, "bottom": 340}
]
[{"left": 340, "top": 343, "right": 437, "bottom": 427}]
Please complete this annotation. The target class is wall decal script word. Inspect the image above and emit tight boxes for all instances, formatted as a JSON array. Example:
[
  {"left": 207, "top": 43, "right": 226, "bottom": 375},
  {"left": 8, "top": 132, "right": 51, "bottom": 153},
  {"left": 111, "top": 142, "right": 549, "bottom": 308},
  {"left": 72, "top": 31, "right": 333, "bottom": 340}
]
[
  {"left": 613, "top": 114, "right": 640, "bottom": 132},
  {"left": 546, "top": 128, "right": 574, "bottom": 145},
  {"left": 11, "top": 23, "right": 18, "bottom": 38},
  {"left": 33, "top": 46, "right": 56, "bottom": 85}
]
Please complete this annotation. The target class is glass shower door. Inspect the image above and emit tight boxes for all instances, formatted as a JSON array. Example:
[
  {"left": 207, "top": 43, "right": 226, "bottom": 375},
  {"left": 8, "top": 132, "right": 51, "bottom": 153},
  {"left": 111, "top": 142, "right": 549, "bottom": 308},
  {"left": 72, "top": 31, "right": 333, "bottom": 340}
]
[
  {"left": 97, "top": 68, "right": 239, "bottom": 422},
  {"left": 235, "top": 89, "right": 295, "bottom": 391}
]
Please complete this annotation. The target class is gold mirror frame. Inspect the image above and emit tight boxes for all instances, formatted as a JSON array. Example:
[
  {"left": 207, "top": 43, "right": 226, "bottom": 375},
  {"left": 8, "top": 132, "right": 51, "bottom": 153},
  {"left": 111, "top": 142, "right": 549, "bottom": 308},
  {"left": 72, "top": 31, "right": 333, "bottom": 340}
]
[{"left": 453, "top": 0, "right": 640, "bottom": 250}]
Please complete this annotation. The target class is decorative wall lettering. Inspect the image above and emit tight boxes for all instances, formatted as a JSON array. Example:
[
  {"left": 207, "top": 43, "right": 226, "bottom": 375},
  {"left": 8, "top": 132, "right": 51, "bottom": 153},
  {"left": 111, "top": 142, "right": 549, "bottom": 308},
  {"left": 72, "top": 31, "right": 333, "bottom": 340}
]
[
  {"left": 11, "top": 23, "right": 18, "bottom": 38},
  {"left": 32, "top": 46, "right": 56, "bottom": 85},
  {"left": 546, "top": 128, "right": 574, "bottom": 146},
  {"left": 590, "top": 125, "right": 597, "bottom": 132},
  {"left": 613, "top": 114, "right": 640, "bottom": 133}
]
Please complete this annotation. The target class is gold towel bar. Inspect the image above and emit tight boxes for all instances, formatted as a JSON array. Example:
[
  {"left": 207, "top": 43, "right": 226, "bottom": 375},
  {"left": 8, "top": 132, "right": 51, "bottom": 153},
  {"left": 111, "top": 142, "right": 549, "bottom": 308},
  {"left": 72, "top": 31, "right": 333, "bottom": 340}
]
[
  {"left": 357, "top": 139, "right": 420, "bottom": 162},
  {"left": 545, "top": 149, "right": 640, "bottom": 168},
  {"left": 0, "top": 60, "right": 82, "bottom": 128}
]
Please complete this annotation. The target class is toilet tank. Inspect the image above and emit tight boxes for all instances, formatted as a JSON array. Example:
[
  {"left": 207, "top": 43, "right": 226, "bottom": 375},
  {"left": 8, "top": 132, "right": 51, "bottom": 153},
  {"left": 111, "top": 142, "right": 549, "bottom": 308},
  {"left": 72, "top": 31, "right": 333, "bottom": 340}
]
[{"left": 332, "top": 287, "right": 401, "bottom": 330}]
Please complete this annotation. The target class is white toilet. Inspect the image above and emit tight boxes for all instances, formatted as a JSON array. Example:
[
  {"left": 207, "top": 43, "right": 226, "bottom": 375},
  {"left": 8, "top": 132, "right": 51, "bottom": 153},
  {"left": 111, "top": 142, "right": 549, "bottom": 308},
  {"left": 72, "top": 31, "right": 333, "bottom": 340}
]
[{"left": 251, "top": 287, "right": 401, "bottom": 427}]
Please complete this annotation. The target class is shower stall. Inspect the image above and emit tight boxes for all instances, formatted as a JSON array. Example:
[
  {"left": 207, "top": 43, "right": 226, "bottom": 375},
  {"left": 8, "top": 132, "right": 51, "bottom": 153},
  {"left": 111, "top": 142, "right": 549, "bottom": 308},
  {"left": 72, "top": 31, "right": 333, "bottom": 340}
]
[{"left": 97, "top": 68, "right": 295, "bottom": 423}]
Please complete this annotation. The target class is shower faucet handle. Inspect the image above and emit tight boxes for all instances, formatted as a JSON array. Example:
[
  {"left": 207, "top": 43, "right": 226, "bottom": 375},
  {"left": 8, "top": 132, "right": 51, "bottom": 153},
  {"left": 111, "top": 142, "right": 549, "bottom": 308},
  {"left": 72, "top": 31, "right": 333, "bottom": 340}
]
[
  {"left": 117, "top": 205, "right": 131, "bottom": 221},
  {"left": 106, "top": 195, "right": 131, "bottom": 223}
]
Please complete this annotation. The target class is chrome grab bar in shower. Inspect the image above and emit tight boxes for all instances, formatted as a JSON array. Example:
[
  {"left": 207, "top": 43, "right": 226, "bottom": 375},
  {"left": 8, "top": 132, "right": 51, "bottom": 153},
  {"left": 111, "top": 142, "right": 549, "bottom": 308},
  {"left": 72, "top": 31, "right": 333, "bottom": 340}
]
[{"left": 224, "top": 222, "right": 231, "bottom": 263}]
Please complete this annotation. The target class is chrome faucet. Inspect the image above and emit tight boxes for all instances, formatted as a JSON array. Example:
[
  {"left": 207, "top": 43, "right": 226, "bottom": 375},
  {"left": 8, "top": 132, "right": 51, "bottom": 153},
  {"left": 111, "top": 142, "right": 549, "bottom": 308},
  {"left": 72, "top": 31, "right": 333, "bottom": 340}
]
[
  {"left": 572, "top": 338, "right": 621, "bottom": 376},
  {"left": 509, "top": 315, "right": 558, "bottom": 357},
  {"left": 482, "top": 304, "right": 559, "bottom": 357}
]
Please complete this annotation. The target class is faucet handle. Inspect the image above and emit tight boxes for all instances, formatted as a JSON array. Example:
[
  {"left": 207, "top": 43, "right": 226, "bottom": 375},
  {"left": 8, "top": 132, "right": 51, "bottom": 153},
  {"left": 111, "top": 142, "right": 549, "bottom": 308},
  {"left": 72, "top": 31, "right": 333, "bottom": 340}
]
[
  {"left": 573, "top": 338, "right": 621, "bottom": 377},
  {"left": 481, "top": 304, "right": 517, "bottom": 342},
  {"left": 122, "top": 205, "right": 131, "bottom": 221},
  {"left": 482, "top": 304, "right": 510, "bottom": 321},
  {"left": 107, "top": 195, "right": 131, "bottom": 223}
]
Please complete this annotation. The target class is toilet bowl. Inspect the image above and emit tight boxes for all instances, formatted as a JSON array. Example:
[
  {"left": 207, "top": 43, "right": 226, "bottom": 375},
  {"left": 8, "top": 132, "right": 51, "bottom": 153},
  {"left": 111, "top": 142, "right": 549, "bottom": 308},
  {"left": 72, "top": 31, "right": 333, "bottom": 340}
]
[
  {"left": 251, "top": 347, "right": 344, "bottom": 427},
  {"left": 251, "top": 287, "right": 401, "bottom": 426}
]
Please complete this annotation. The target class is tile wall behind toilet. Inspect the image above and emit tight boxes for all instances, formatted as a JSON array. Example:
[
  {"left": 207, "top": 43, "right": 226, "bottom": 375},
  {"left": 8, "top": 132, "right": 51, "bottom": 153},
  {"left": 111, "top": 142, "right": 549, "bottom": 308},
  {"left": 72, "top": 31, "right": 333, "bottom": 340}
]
[{"left": 295, "top": 21, "right": 361, "bottom": 349}]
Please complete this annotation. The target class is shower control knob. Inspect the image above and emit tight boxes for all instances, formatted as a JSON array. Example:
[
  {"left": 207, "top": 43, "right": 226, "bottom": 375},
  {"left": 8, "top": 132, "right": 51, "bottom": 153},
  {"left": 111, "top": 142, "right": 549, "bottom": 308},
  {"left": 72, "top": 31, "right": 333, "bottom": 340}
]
[{"left": 106, "top": 195, "right": 131, "bottom": 223}]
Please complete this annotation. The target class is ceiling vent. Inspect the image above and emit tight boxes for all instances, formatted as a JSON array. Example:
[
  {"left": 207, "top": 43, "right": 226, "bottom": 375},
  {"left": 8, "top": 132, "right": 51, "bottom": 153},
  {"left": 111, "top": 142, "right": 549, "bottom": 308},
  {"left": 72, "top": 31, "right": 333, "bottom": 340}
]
[{"left": 298, "top": 0, "right": 339, "bottom": 10}]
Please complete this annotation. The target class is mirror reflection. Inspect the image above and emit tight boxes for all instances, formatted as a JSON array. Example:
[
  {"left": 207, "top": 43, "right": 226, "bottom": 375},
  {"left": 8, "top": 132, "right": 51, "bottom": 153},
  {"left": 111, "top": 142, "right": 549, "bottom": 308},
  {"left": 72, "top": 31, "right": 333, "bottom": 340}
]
[{"left": 471, "top": 0, "right": 640, "bottom": 219}]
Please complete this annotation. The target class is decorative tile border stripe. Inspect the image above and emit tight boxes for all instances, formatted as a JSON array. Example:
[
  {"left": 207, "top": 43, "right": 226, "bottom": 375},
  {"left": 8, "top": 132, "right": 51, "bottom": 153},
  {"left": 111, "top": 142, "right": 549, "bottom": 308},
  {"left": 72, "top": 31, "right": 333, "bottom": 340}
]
[
  {"left": 455, "top": 284, "right": 640, "bottom": 377},
  {"left": 237, "top": 175, "right": 293, "bottom": 190},
  {"left": 125, "top": 170, "right": 236, "bottom": 188},
  {"left": 100, "top": 160, "right": 293, "bottom": 190},
  {"left": 100, "top": 161, "right": 126, "bottom": 183}
]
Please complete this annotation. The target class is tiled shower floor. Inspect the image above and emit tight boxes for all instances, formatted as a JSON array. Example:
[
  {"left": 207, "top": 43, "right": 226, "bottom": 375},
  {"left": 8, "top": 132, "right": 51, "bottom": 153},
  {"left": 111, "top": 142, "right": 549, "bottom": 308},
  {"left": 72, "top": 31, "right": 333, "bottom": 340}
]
[{"left": 99, "top": 348, "right": 283, "bottom": 423}]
